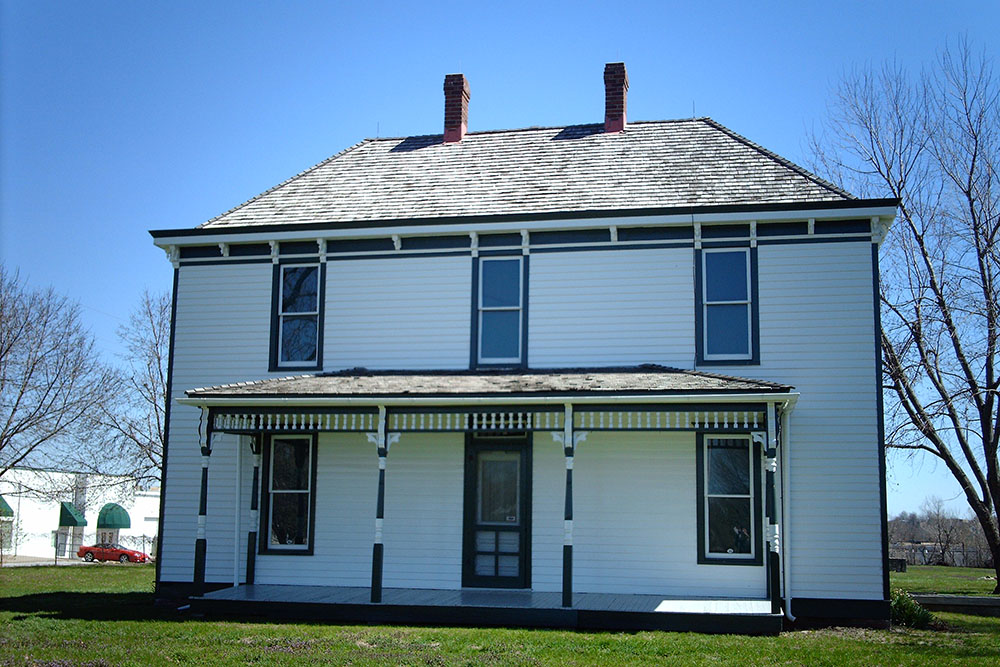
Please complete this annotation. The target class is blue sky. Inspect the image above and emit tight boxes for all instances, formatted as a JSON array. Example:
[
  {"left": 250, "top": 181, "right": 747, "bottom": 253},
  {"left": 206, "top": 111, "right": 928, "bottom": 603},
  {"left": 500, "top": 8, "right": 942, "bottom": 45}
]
[{"left": 1, "top": 1, "right": 996, "bottom": 517}]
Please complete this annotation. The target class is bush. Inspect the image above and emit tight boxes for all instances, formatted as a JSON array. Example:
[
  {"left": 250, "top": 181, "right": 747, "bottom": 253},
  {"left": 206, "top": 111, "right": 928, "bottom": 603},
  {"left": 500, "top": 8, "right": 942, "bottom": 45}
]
[{"left": 891, "top": 588, "right": 934, "bottom": 628}]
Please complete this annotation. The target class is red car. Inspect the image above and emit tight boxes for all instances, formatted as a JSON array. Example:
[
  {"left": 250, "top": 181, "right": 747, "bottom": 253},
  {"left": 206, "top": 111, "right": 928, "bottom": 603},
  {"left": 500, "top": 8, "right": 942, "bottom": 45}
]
[{"left": 77, "top": 543, "right": 149, "bottom": 563}]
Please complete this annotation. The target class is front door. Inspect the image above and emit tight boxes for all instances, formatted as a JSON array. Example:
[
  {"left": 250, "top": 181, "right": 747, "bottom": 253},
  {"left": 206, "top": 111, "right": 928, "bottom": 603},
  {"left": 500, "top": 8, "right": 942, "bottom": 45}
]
[{"left": 463, "top": 433, "right": 531, "bottom": 588}]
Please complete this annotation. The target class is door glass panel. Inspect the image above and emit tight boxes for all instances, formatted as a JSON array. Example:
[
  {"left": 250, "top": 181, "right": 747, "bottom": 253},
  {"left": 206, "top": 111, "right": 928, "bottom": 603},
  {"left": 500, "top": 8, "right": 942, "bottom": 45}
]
[
  {"left": 475, "top": 555, "right": 495, "bottom": 576},
  {"left": 478, "top": 452, "right": 519, "bottom": 525},
  {"left": 497, "top": 531, "right": 519, "bottom": 553},
  {"left": 475, "top": 531, "right": 495, "bottom": 552},
  {"left": 497, "top": 555, "right": 519, "bottom": 577}
]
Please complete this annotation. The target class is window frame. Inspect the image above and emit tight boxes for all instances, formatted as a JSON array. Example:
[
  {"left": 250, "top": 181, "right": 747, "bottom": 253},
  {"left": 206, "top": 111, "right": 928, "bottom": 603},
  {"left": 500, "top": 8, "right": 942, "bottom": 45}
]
[
  {"left": 472, "top": 255, "right": 528, "bottom": 368},
  {"left": 269, "top": 262, "right": 325, "bottom": 372},
  {"left": 695, "top": 433, "right": 763, "bottom": 566},
  {"left": 695, "top": 247, "right": 759, "bottom": 365},
  {"left": 258, "top": 433, "right": 318, "bottom": 555}
]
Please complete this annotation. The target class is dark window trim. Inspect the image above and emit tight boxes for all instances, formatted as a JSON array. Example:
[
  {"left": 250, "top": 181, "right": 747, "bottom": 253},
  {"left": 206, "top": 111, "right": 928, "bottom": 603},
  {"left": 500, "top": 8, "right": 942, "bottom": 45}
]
[
  {"left": 269, "top": 262, "right": 325, "bottom": 372},
  {"left": 695, "top": 432, "right": 763, "bottom": 566},
  {"left": 695, "top": 247, "right": 760, "bottom": 366},
  {"left": 470, "top": 253, "right": 528, "bottom": 369},
  {"left": 258, "top": 432, "right": 318, "bottom": 556},
  {"left": 873, "top": 243, "right": 890, "bottom": 600},
  {"left": 153, "top": 268, "right": 179, "bottom": 592},
  {"left": 462, "top": 432, "right": 532, "bottom": 588}
]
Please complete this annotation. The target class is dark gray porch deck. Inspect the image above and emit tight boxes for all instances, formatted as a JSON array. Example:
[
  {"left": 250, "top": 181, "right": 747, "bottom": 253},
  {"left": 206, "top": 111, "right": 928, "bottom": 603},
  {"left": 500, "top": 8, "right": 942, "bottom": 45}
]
[{"left": 192, "top": 585, "right": 783, "bottom": 634}]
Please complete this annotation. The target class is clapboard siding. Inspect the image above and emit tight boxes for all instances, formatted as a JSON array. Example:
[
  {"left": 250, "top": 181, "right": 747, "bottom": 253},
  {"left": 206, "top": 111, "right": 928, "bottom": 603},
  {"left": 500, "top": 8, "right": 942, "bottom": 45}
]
[
  {"left": 528, "top": 248, "right": 694, "bottom": 368},
  {"left": 573, "top": 432, "right": 766, "bottom": 597},
  {"left": 531, "top": 433, "right": 566, "bottom": 592},
  {"left": 325, "top": 256, "right": 470, "bottom": 370},
  {"left": 703, "top": 241, "right": 882, "bottom": 599},
  {"left": 162, "top": 237, "right": 885, "bottom": 603},
  {"left": 382, "top": 434, "right": 464, "bottom": 589},
  {"left": 160, "top": 264, "right": 272, "bottom": 583}
]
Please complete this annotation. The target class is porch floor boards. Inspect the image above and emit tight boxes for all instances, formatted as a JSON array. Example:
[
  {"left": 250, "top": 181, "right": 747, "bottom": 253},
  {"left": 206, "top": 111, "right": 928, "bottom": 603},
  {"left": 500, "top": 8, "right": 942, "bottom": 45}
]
[{"left": 192, "top": 584, "right": 781, "bottom": 634}]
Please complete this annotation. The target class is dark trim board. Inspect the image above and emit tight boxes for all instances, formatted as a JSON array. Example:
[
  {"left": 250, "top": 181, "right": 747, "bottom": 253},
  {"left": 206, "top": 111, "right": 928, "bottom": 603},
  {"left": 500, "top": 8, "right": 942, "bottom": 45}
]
[
  {"left": 190, "top": 586, "right": 782, "bottom": 635},
  {"left": 873, "top": 243, "right": 890, "bottom": 601},
  {"left": 156, "top": 580, "right": 233, "bottom": 603},
  {"left": 149, "top": 196, "right": 899, "bottom": 239},
  {"left": 154, "top": 268, "right": 179, "bottom": 595},
  {"left": 790, "top": 597, "right": 890, "bottom": 622}
]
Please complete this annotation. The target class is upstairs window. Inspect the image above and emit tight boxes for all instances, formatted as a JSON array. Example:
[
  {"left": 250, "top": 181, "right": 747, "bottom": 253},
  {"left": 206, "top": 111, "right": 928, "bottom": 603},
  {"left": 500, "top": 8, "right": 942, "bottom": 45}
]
[
  {"left": 271, "top": 264, "right": 324, "bottom": 370},
  {"left": 697, "top": 248, "right": 757, "bottom": 364},
  {"left": 476, "top": 257, "right": 524, "bottom": 366}
]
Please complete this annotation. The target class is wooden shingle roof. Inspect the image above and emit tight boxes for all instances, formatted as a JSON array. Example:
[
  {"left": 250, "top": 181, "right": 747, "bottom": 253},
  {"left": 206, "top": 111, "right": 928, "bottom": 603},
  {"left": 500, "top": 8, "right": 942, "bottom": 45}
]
[
  {"left": 186, "top": 366, "right": 793, "bottom": 399},
  {"left": 198, "top": 118, "right": 851, "bottom": 230}
]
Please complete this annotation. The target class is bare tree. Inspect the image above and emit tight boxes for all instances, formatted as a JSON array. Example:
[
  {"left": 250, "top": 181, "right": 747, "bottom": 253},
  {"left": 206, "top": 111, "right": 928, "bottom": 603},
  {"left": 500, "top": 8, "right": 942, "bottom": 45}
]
[
  {"left": 922, "top": 497, "right": 962, "bottom": 565},
  {"left": 811, "top": 39, "right": 1000, "bottom": 591},
  {"left": 0, "top": 266, "right": 115, "bottom": 477},
  {"left": 65, "top": 291, "right": 169, "bottom": 489}
]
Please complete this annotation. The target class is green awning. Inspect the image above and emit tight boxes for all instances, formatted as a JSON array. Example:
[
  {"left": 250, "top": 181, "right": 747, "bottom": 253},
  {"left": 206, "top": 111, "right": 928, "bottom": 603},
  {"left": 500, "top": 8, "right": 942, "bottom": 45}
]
[
  {"left": 58, "top": 501, "right": 87, "bottom": 527},
  {"left": 0, "top": 495, "right": 12, "bottom": 518},
  {"left": 96, "top": 503, "right": 130, "bottom": 529}
]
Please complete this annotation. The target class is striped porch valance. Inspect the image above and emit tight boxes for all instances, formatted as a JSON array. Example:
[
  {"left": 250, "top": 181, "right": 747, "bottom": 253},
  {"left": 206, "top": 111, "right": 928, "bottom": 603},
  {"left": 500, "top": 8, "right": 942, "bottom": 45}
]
[{"left": 210, "top": 405, "right": 766, "bottom": 434}]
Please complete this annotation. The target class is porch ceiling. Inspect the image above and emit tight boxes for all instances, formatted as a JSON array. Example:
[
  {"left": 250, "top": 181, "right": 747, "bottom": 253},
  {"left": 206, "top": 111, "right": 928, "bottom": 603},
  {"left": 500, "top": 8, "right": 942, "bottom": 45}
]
[{"left": 185, "top": 365, "right": 793, "bottom": 401}]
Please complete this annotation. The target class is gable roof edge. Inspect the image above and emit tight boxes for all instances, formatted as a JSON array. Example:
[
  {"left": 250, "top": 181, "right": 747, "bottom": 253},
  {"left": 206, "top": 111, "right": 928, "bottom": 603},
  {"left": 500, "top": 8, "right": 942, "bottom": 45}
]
[
  {"left": 196, "top": 139, "right": 373, "bottom": 229},
  {"left": 699, "top": 118, "right": 855, "bottom": 201}
]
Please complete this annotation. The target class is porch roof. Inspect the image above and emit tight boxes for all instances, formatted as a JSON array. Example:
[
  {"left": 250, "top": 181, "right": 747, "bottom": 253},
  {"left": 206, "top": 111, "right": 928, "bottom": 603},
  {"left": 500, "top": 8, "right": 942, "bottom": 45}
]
[{"left": 185, "top": 365, "right": 792, "bottom": 401}]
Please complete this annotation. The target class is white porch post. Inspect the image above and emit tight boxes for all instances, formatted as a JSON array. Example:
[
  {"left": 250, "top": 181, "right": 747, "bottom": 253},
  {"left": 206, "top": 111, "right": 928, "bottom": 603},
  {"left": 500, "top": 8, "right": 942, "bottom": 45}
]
[
  {"left": 765, "top": 403, "right": 782, "bottom": 614},
  {"left": 554, "top": 403, "right": 586, "bottom": 608},
  {"left": 232, "top": 434, "right": 242, "bottom": 587},
  {"left": 193, "top": 407, "right": 212, "bottom": 594},
  {"left": 245, "top": 435, "right": 262, "bottom": 585},
  {"left": 367, "top": 406, "right": 398, "bottom": 603}
]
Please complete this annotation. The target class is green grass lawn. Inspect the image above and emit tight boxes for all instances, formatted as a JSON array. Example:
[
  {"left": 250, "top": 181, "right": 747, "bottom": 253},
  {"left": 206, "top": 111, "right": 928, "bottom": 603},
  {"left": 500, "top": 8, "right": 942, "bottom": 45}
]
[
  {"left": 2, "top": 565, "right": 1000, "bottom": 665},
  {"left": 891, "top": 565, "right": 998, "bottom": 595}
]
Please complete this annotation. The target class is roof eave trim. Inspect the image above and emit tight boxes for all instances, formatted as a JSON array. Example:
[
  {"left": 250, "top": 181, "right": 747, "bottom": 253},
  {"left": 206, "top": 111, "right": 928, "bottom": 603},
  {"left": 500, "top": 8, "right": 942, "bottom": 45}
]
[
  {"left": 177, "top": 391, "right": 799, "bottom": 409},
  {"left": 150, "top": 199, "right": 900, "bottom": 241}
]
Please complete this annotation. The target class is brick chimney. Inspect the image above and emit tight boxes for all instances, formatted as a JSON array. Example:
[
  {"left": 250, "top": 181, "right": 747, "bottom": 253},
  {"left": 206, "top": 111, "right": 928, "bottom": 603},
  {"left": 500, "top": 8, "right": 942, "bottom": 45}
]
[
  {"left": 443, "top": 73, "right": 470, "bottom": 143},
  {"left": 604, "top": 62, "right": 629, "bottom": 133}
]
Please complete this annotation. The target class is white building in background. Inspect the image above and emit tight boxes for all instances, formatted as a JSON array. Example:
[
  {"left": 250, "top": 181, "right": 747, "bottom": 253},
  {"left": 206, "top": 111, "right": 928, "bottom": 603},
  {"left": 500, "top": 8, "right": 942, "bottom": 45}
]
[{"left": 0, "top": 467, "right": 160, "bottom": 562}]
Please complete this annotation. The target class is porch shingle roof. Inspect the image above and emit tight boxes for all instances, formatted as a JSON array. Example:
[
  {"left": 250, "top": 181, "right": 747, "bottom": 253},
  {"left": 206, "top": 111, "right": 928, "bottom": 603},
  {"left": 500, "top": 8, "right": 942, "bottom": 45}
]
[
  {"left": 195, "top": 118, "right": 852, "bottom": 230},
  {"left": 185, "top": 365, "right": 792, "bottom": 399}
]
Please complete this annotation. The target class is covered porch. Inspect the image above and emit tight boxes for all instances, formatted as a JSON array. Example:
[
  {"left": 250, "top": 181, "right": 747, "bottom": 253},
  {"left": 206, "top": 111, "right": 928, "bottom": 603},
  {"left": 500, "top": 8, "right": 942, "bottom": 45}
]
[
  {"left": 179, "top": 366, "right": 796, "bottom": 632},
  {"left": 192, "top": 584, "right": 781, "bottom": 634}
]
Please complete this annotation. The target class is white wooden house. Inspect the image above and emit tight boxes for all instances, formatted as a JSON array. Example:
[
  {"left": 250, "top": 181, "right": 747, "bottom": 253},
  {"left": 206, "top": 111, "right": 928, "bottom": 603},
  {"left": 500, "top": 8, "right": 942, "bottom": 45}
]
[{"left": 150, "top": 63, "right": 897, "bottom": 633}]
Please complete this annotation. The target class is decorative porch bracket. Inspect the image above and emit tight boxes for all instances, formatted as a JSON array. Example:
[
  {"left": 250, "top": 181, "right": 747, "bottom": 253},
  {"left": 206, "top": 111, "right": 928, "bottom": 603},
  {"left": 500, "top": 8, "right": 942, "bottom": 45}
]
[
  {"left": 245, "top": 435, "right": 262, "bottom": 585},
  {"left": 366, "top": 406, "right": 399, "bottom": 603},
  {"left": 551, "top": 404, "right": 588, "bottom": 608},
  {"left": 194, "top": 407, "right": 213, "bottom": 595}
]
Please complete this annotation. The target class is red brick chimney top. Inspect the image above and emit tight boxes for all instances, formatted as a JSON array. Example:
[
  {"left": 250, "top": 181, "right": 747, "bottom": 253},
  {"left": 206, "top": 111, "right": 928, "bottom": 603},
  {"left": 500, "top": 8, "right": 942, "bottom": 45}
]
[
  {"left": 443, "top": 73, "right": 470, "bottom": 143},
  {"left": 604, "top": 62, "right": 629, "bottom": 133}
]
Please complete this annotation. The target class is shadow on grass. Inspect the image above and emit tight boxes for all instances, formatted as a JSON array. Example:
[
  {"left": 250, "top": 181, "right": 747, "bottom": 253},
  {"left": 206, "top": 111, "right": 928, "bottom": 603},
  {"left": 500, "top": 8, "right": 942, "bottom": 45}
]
[
  {"left": 3, "top": 592, "right": 182, "bottom": 623},
  {"left": 2, "top": 592, "right": 380, "bottom": 631}
]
